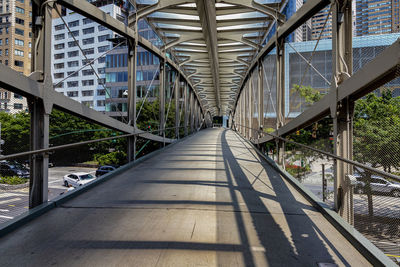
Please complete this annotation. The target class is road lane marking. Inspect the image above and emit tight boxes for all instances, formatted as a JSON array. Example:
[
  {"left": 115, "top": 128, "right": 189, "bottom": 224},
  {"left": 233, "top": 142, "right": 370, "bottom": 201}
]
[
  {"left": 0, "top": 215, "right": 13, "bottom": 219},
  {"left": 0, "top": 209, "right": 9, "bottom": 212},
  {"left": 0, "top": 198, "right": 21, "bottom": 204}
]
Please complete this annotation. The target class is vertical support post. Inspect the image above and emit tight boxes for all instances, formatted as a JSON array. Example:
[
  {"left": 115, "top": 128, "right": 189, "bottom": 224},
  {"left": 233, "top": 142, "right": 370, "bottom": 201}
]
[
  {"left": 184, "top": 83, "right": 189, "bottom": 136},
  {"left": 128, "top": 39, "right": 137, "bottom": 161},
  {"left": 190, "top": 90, "right": 194, "bottom": 133},
  {"left": 29, "top": 1, "right": 52, "bottom": 208},
  {"left": 159, "top": 60, "right": 166, "bottom": 147},
  {"left": 332, "top": 0, "right": 354, "bottom": 220},
  {"left": 175, "top": 74, "right": 180, "bottom": 139},
  {"left": 258, "top": 61, "right": 264, "bottom": 136},
  {"left": 250, "top": 74, "right": 254, "bottom": 140},
  {"left": 244, "top": 85, "right": 248, "bottom": 138},
  {"left": 241, "top": 93, "right": 245, "bottom": 135},
  {"left": 276, "top": 36, "right": 285, "bottom": 166}
]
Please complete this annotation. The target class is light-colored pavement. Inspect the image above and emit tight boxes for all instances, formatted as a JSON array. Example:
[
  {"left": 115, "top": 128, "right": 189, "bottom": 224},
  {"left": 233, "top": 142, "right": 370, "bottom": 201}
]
[{"left": 0, "top": 128, "right": 371, "bottom": 266}]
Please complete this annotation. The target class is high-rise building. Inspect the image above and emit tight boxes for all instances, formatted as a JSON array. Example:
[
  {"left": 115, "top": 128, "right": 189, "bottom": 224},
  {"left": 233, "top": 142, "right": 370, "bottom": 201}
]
[
  {"left": 0, "top": 0, "right": 32, "bottom": 113},
  {"left": 311, "top": 5, "right": 332, "bottom": 40},
  {"left": 51, "top": 1, "right": 127, "bottom": 112},
  {"left": 105, "top": 19, "right": 161, "bottom": 119},
  {"left": 356, "top": 0, "right": 400, "bottom": 36}
]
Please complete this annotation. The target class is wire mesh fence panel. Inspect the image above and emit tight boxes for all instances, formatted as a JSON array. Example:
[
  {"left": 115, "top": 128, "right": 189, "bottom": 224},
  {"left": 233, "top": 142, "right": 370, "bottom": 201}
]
[
  {"left": 352, "top": 33, "right": 400, "bottom": 75},
  {"left": 283, "top": 139, "right": 335, "bottom": 208},
  {"left": 0, "top": 104, "right": 30, "bottom": 225},
  {"left": 48, "top": 107, "right": 127, "bottom": 200},
  {"left": 350, "top": 165, "right": 400, "bottom": 264},
  {"left": 285, "top": 22, "right": 333, "bottom": 121},
  {"left": 262, "top": 51, "right": 277, "bottom": 132},
  {"left": 51, "top": 5, "right": 131, "bottom": 122}
]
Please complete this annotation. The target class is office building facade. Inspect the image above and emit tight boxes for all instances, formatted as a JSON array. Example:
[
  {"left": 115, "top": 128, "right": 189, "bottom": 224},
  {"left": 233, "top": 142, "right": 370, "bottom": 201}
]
[
  {"left": 0, "top": 0, "right": 31, "bottom": 113},
  {"left": 51, "top": 1, "right": 126, "bottom": 112}
]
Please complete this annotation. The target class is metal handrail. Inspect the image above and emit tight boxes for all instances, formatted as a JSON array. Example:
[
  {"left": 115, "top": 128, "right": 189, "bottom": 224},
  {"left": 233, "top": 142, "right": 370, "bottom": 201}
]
[
  {"left": 0, "top": 126, "right": 187, "bottom": 162},
  {"left": 233, "top": 123, "right": 400, "bottom": 182}
]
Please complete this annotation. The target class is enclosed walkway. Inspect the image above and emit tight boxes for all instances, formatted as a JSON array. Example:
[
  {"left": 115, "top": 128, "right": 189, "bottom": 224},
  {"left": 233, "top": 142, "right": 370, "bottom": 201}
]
[{"left": 0, "top": 128, "right": 370, "bottom": 266}]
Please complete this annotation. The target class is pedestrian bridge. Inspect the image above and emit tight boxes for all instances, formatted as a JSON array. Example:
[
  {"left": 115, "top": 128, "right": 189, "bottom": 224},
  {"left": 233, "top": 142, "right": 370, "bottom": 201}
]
[{"left": 0, "top": 129, "right": 372, "bottom": 266}]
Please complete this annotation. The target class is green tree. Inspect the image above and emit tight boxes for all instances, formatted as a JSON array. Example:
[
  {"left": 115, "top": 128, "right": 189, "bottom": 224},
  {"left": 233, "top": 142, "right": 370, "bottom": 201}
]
[{"left": 353, "top": 90, "right": 400, "bottom": 173}]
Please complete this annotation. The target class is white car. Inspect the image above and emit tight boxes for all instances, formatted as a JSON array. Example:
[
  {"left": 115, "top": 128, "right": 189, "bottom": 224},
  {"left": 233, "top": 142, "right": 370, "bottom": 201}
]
[
  {"left": 63, "top": 172, "right": 96, "bottom": 188},
  {"left": 354, "top": 174, "right": 400, "bottom": 197}
]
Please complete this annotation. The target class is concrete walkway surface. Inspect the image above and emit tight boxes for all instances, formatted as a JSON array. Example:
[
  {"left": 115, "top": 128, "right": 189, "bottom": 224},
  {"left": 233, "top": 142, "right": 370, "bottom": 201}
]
[{"left": 0, "top": 128, "right": 371, "bottom": 266}]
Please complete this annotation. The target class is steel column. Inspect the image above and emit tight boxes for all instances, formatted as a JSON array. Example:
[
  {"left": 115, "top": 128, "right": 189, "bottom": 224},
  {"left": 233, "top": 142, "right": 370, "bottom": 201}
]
[
  {"left": 183, "top": 82, "right": 189, "bottom": 136},
  {"left": 276, "top": 37, "right": 285, "bottom": 166},
  {"left": 128, "top": 39, "right": 137, "bottom": 161},
  {"left": 29, "top": 1, "right": 52, "bottom": 208},
  {"left": 175, "top": 74, "right": 180, "bottom": 139},
  {"left": 258, "top": 61, "right": 264, "bottom": 131},
  {"left": 190, "top": 90, "right": 194, "bottom": 133},
  {"left": 249, "top": 73, "right": 254, "bottom": 140},
  {"left": 332, "top": 0, "right": 354, "bottom": 221},
  {"left": 159, "top": 61, "right": 166, "bottom": 146}
]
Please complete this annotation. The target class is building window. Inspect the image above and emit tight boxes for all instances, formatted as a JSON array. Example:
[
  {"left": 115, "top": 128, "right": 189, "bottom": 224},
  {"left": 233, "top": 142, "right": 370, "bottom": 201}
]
[
  {"left": 82, "top": 101, "right": 93, "bottom": 108},
  {"left": 98, "top": 25, "right": 107, "bottom": 31},
  {"left": 98, "top": 68, "right": 105, "bottom": 74},
  {"left": 0, "top": 40, "right": 2, "bottom": 46},
  {"left": 82, "top": 58, "right": 93, "bottom": 65},
  {"left": 67, "top": 91, "right": 78, "bottom": 97},
  {"left": 5, "top": 49, "right": 8, "bottom": 56},
  {"left": 98, "top": 57, "right": 106, "bottom": 63},
  {"left": 82, "top": 48, "right": 94, "bottom": 55},
  {"left": 14, "top": 103, "right": 23, "bottom": 109},
  {"left": 54, "top": 53, "right": 64, "bottom": 59},
  {"left": 15, "top": 18, "right": 24, "bottom": 25},
  {"left": 14, "top": 49, "right": 24, "bottom": 56},
  {"left": 54, "top": 73, "right": 64, "bottom": 79},
  {"left": 15, "top": 38, "right": 24, "bottom": 46},
  {"left": 5, "top": 38, "right": 8, "bottom": 45},
  {"left": 0, "top": 50, "right": 2, "bottom": 56},
  {"left": 17, "top": 0, "right": 25, "bottom": 3},
  {"left": 14, "top": 60, "right": 24, "bottom": 67},
  {"left": 82, "top": 90, "right": 93, "bottom": 96},
  {"left": 83, "top": 18, "right": 93, "bottom": 25},
  {"left": 67, "top": 61, "right": 79, "bottom": 67},
  {"left": 67, "top": 81, "right": 79, "bottom": 87},
  {"left": 82, "top": 69, "right": 94, "bottom": 76},
  {"left": 15, "top": 28, "right": 24, "bottom": 36},
  {"left": 5, "top": 60, "right": 8, "bottom": 66},
  {"left": 68, "top": 30, "right": 79, "bottom": 38},
  {"left": 98, "top": 34, "right": 110, "bottom": 42},
  {"left": 98, "top": 45, "right": 109, "bottom": 53},
  {"left": 97, "top": 89, "right": 106, "bottom": 96},
  {"left": 97, "top": 100, "right": 105, "bottom": 107},
  {"left": 68, "top": 41, "right": 78, "bottom": 47},
  {"left": 54, "top": 33, "right": 65, "bottom": 40},
  {"left": 14, "top": 93, "right": 23, "bottom": 99},
  {"left": 54, "top": 82, "right": 64, "bottom": 88},
  {"left": 54, "top": 43, "right": 65, "bottom": 50},
  {"left": 55, "top": 24, "right": 65, "bottom": 31},
  {"left": 16, "top": 7, "right": 25, "bottom": 14},
  {"left": 82, "top": 27, "right": 95, "bottom": 34},
  {"left": 54, "top": 63, "right": 64, "bottom": 69},
  {"left": 82, "top": 37, "right": 94, "bottom": 45},
  {"left": 68, "top": 20, "right": 79, "bottom": 28},
  {"left": 67, "top": 71, "right": 79, "bottom": 77},
  {"left": 82, "top": 80, "right": 94, "bottom": 86},
  {"left": 67, "top": 50, "right": 79, "bottom": 57}
]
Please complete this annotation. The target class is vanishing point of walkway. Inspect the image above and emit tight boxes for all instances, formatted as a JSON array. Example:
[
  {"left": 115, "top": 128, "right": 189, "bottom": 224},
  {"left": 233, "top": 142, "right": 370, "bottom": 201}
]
[{"left": 0, "top": 128, "right": 370, "bottom": 266}]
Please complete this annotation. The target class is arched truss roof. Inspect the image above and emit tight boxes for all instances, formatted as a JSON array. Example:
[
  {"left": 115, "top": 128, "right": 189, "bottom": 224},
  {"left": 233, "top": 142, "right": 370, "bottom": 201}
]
[{"left": 128, "top": 0, "right": 286, "bottom": 116}]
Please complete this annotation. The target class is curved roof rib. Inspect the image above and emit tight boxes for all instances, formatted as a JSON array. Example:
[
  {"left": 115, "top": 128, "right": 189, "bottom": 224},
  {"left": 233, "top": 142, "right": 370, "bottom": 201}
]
[{"left": 129, "top": 0, "right": 285, "bottom": 116}]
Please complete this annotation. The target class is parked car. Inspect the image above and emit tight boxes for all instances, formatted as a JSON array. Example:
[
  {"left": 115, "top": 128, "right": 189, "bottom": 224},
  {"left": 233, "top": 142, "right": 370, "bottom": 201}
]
[
  {"left": 0, "top": 160, "right": 29, "bottom": 178},
  {"left": 95, "top": 165, "right": 118, "bottom": 177},
  {"left": 354, "top": 174, "right": 400, "bottom": 197},
  {"left": 63, "top": 172, "right": 95, "bottom": 187}
]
